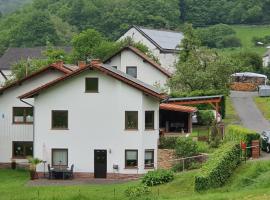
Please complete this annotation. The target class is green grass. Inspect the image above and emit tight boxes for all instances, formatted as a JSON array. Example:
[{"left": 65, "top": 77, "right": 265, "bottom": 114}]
[
  {"left": 218, "top": 25, "right": 270, "bottom": 56},
  {"left": 254, "top": 97, "right": 270, "bottom": 120},
  {"left": 223, "top": 96, "right": 240, "bottom": 126},
  {"left": 2, "top": 160, "right": 270, "bottom": 200}
]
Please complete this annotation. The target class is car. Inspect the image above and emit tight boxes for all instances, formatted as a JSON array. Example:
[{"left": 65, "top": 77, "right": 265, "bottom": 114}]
[{"left": 261, "top": 131, "right": 270, "bottom": 153}]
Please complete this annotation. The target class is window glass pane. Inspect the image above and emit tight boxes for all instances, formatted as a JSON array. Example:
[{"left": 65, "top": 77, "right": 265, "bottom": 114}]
[
  {"left": 13, "top": 108, "right": 24, "bottom": 123},
  {"left": 85, "top": 78, "right": 98, "bottom": 92},
  {"left": 145, "top": 111, "right": 154, "bottom": 129},
  {"left": 125, "top": 111, "right": 138, "bottom": 129},
  {"left": 52, "top": 111, "right": 68, "bottom": 129},
  {"left": 25, "top": 108, "right": 34, "bottom": 123},
  {"left": 52, "top": 149, "right": 68, "bottom": 166},
  {"left": 145, "top": 150, "right": 154, "bottom": 168},
  {"left": 126, "top": 150, "right": 138, "bottom": 167},
  {"left": 13, "top": 142, "right": 33, "bottom": 158},
  {"left": 112, "top": 66, "right": 117, "bottom": 69},
  {"left": 126, "top": 67, "right": 137, "bottom": 78}
]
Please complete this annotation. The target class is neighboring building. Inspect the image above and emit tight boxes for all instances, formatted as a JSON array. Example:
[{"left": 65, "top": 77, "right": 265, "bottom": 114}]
[
  {"left": 0, "top": 47, "right": 72, "bottom": 86},
  {"left": 0, "top": 63, "right": 75, "bottom": 164},
  {"left": 19, "top": 61, "right": 165, "bottom": 178},
  {"left": 104, "top": 46, "right": 171, "bottom": 88},
  {"left": 263, "top": 49, "right": 270, "bottom": 67},
  {"left": 119, "top": 25, "right": 184, "bottom": 73}
]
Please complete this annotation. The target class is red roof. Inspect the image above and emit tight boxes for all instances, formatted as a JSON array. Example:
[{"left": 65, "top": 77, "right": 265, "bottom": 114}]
[
  {"left": 19, "top": 61, "right": 167, "bottom": 100},
  {"left": 0, "top": 63, "right": 72, "bottom": 95},
  {"left": 104, "top": 46, "right": 172, "bottom": 77},
  {"left": 160, "top": 103, "right": 197, "bottom": 113}
]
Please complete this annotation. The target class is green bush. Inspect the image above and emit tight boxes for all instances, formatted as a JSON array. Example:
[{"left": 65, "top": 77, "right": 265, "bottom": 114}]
[
  {"left": 197, "top": 110, "right": 215, "bottom": 126},
  {"left": 159, "top": 137, "right": 178, "bottom": 149},
  {"left": 197, "top": 141, "right": 212, "bottom": 153},
  {"left": 125, "top": 185, "right": 151, "bottom": 200},
  {"left": 225, "top": 125, "right": 260, "bottom": 157},
  {"left": 175, "top": 137, "right": 199, "bottom": 157},
  {"left": 219, "top": 35, "right": 242, "bottom": 48},
  {"left": 142, "top": 169, "right": 174, "bottom": 186},
  {"left": 194, "top": 142, "right": 241, "bottom": 191}
]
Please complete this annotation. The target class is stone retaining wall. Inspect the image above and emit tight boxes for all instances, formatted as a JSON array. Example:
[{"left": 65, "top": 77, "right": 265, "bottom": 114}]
[{"left": 158, "top": 149, "right": 176, "bottom": 170}]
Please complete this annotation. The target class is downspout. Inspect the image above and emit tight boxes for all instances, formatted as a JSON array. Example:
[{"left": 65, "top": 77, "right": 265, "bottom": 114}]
[{"left": 19, "top": 98, "right": 35, "bottom": 158}]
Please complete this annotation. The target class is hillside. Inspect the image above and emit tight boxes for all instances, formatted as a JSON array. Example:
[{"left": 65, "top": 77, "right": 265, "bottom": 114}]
[{"left": 0, "top": 0, "right": 31, "bottom": 14}]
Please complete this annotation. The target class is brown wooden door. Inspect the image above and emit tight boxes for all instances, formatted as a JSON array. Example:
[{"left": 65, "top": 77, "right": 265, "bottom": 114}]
[{"left": 94, "top": 150, "right": 107, "bottom": 178}]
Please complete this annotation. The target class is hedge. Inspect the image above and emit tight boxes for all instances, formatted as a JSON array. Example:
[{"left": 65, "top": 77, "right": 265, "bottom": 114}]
[
  {"left": 225, "top": 125, "right": 260, "bottom": 157},
  {"left": 194, "top": 142, "right": 241, "bottom": 191}
]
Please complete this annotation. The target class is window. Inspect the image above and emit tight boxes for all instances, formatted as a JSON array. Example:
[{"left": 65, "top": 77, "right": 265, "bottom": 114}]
[
  {"left": 52, "top": 149, "right": 68, "bottom": 166},
  {"left": 112, "top": 66, "right": 118, "bottom": 69},
  {"left": 145, "top": 111, "right": 155, "bottom": 130},
  {"left": 85, "top": 78, "right": 98, "bottom": 92},
  {"left": 12, "top": 142, "right": 33, "bottom": 158},
  {"left": 126, "top": 67, "right": 137, "bottom": 78},
  {"left": 125, "top": 111, "right": 138, "bottom": 130},
  {"left": 125, "top": 150, "right": 138, "bottom": 168},
  {"left": 13, "top": 107, "right": 33, "bottom": 124},
  {"left": 52, "top": 110, "right": 68, "bottom": 129},
  {"left": 144, "top": 150, "right": 154, "bottom": 168}
]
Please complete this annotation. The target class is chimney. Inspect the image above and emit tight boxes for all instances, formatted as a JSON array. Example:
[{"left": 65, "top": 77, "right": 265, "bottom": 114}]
[
  {"left": 78, "top": 61, "right": 86, "bottom": 68},
  {"left": 55, "top": 60, "right": 64, "bottom": 68},
  {"left": 91, "top": 59, "right": 102, "bottom": 65}
]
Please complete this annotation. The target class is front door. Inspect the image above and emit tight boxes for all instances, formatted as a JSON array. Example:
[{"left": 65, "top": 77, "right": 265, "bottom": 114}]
[{"left": 94, "top": 150, "right": 107, "bottom": 178}]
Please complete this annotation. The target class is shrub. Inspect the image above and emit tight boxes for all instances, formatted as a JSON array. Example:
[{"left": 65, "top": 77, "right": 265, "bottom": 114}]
[
  {"left": 209, "top": 121, "right": 222, "bottom": 148},
  {"left": 175, "top": 137, "right": 199, "bottom": 157},
  {"left": 197, "top": 110, "right": 215, "bottom": 126},
  {"left": 194, "top": 142, "right": 241, "bottom": 191},
  {"left": 159, "top": 136, "right": 178, "bottom": 149},
  {"left": 218, "top": 35, "right": 242, "bottom": 48},
  {"left": 125, "top": 185, "right": 151, "bottom": 200},
  {"left": 225, "top": 125, "right": 260, "bottom": 157},
  {"left": 197, "top": 141, "right": 211, "bottom": 153},
  {"left": 142, "top": 169, "right": 174, "bottom": 186}
]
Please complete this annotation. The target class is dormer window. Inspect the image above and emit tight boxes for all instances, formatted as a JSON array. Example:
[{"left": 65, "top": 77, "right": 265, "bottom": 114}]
[
  {"left": 126, "top": 66, "right": 137, "bottom": 78},
  {"left": 85, "top": 78, "right": 99, "bottom": 93}
]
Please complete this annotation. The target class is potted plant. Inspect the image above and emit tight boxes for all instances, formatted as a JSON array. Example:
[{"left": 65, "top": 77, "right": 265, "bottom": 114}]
[
  {"left": 27, "top": 157, "right": 42, "bottom": 180},
  {"left": 10, "top": 158, "right": 16, "bottom": 170}
]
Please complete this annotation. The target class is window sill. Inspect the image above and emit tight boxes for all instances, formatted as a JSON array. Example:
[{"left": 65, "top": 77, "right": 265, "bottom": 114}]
[
  {"left": 124, "top": 129, "right": 139, "bottom": 131},
  {"left": 12, "top": 157, "right": 28, "bottom": 160},
  {"left": 51, "top": 128, "right": 69, "bottom": 131},
  {"left": 144, "top": 167, "right": 155, "bottom": 169},
  {"left": 145, "top": 129, "right": 156, "bottom": 131},
  {"left": 124, "top": 167, "right": 138, "bottom": 170},
  {"left": 12, "top": 123, "right": 33, "bottom": 125},
  {"left": 85, "top": 91, "right": 99, "bottom": 93}
]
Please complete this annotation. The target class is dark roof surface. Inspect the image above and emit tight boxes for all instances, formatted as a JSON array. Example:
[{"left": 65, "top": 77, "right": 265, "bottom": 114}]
[
  {"left": 166, "top": 95, "right": 223, "bottom": 102},
  {"left": 0, "top": 47, "right": 72, "bottom": 70},
  {"left": 133, "top": 25, "right": 183, "bottom": 52},
  {"left": 19, "top": 61, "right": 166, "bottom": 100}
]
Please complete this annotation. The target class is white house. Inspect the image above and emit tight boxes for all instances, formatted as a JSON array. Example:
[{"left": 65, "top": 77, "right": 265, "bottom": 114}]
[
  {"left": 19, "top": 60, "right": 165, "bottom": 178},
  {"left": 119, "top": 25, "right": 184, "bottom": 73},
  {"left": 0, "top": 63, "right": 74, "bottom": 165},
  {"left": 263, "top": 49, "right": 270, "bottom": 67},
  {"left": 103, "top": 46, "right": 171, "bottom": 88}
]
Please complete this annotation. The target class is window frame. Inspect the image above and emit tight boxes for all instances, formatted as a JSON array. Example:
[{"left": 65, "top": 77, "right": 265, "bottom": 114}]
[
  {"left": 51, "top": 148, "right": 68, "bottom": 167},
  {"left": 144, "top": 149, "right": 154, "bottom": 169},
  {"left": 12, "top": 141, "right": 33, "bottom": 159},
  {"left": 125, "top": 149, "right": 138, "bottom": 169},
  {"left": 125, "top": 111, "right": 138, "bottom": 130},
  {"left": 126, "top": 66, "right": 137, "bottom": 78},
  {"left": 112, "top": 66, "right": 118, "bottom": 69},
  {"left": 145, "top": 111, "right": 155, "bottom": 130},
  {"left": 12, "top": 107, "right": 33, "bottom": 124},
  {"left": 51, "top": 110, "right": 69, "bottom": 130},
  {"left": 85, "top": 77, "right": 99, "bottom": 93}
]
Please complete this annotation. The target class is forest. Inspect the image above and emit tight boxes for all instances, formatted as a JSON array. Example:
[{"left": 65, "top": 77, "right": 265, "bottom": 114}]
[{"left": 0, "top": 0, "right": 270, "bottom": 55}]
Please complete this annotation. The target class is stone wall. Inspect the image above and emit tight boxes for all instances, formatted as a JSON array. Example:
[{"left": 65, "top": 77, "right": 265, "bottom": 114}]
[{"left": 158, "top": 149, "right": 176, "bottom": 170}]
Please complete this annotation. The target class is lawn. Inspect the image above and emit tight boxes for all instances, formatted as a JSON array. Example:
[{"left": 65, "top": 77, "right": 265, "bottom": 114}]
[
  {"left": 254, "top": 97, "right": 270, "bottom": 120},
  {"left": 223, "top": 96, "right": 240, "bottom": 126},
  {"left": 218, "top": 25, "right": 270, "bottom": 56},
  {"left": 2, "top": 160, "right": 270, "bottom": 200}
]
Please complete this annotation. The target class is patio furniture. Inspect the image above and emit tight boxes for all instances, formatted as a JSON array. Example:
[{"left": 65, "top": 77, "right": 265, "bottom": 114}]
[
  {"left": 51, "top": 166, "right": 69, "bottom": 180},
  {"left": 48, "top": 164, "right": 54, "bottom": 179},
  {"left": 64, "top": 164, "right": 74, "bottom": 179}
]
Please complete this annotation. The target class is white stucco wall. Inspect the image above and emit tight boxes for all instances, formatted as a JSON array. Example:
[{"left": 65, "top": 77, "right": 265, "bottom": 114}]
[
  {"left": 104, "top": 49, "right": 169, "bottom": 88},
  {"left": 0, "top": 70, "right": 64, "bottom": 163},
  {"left": 119, "top": 27, "right": 177, "bottom": 72},
  {"left": 34, "top": 69, "right": 160, "bottom": 175}
]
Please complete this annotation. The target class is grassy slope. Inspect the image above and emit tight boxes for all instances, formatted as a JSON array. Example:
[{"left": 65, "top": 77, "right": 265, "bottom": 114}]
[
  {"left": 219, "top": 25, "right": 270, "bottom": 56},
  {"left": 2, "top": 160, "right": 270, "bottom": 200},
  {"left": 224, "top": 96, "right": 240, "bottom": 126},
  {"left": 254, "top": 97, "right": 270, "bottom": 120}
]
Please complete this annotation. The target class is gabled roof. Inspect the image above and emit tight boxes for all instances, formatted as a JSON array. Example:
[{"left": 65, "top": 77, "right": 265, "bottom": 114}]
[
  {"left": 0, "top": 63, "right": 73, "bottom": 95},
  {"left": 104, "top": 46, "right": 172, "bottom": 77},
  {"left": 131, "top": 25, "right": 183, "bottom": 53},
  {"left": 19, "top": 61, "right": 167, "bottom": 100},
  {"left": 0, "top": 47, "right": 72, "bottom": 70}
]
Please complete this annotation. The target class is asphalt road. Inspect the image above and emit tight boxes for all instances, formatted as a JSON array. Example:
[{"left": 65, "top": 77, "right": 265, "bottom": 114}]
[{"left": 230, "top": 91, "right": 270, "bottom": 133}]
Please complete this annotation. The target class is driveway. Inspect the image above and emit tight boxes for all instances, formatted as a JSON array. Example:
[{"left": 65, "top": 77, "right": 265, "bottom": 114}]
[{"left": 230, "top": 91, "right": 270, "bottom": 133}]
